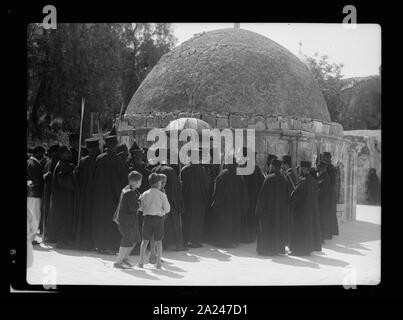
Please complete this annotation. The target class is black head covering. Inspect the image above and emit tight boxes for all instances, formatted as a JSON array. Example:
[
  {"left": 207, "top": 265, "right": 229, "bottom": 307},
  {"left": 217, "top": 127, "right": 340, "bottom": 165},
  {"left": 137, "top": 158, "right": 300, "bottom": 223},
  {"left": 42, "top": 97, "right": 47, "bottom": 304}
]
[
  {"left": 49, "top": 144, "right": 59, "bottom": 154},
  {"left": 282, "top": 155, "right": 292, "bottom": 167},
  {"left": 300, "top": 161, "right": 312, "bottom": 169},
  {"left": 116, "top": 144, "right": 128, "bottom": 154},
  {"left": 266, "top": 154, "right": 277, "bottom": 164},
  {"left": 33, "top": 146, "right": 45, "bottom": 154},
  {"left": 68, "top": 133, "right": 79, "bottom": 142},
  {"left": 129, "top": 141, "right": 142, "bottom": 153},
  {"left": 58, "top": 146, "right": 71, "bottom": 154},
  {"left": 85, "top": 138, "right": 99, "bottom": 148},
  {"left": 270, "top": 159, "right": 283, "bottom": 168},
  {"left": 109, "top": 125, "right": 117, "bottom": 136},
  {"left": 105, "top": 135, "right": 118, "bottom": 146},
  {"left": 317, "top": 160, "right": 328, "bottom": 170}
]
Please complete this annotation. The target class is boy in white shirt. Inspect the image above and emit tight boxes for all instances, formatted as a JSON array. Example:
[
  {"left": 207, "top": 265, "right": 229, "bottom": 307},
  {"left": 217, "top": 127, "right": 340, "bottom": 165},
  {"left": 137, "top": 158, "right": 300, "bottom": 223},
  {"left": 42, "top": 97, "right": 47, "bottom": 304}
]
[{"left": 138, "top": 173, "right": 170, "bottom": 269}]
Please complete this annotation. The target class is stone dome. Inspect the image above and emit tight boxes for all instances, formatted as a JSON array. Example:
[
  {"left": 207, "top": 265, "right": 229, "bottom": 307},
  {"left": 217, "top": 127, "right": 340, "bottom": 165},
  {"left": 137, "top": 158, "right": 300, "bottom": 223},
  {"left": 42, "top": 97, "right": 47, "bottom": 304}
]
[{"left": 126, "top": 28, "right": 331, "bottom": 122}]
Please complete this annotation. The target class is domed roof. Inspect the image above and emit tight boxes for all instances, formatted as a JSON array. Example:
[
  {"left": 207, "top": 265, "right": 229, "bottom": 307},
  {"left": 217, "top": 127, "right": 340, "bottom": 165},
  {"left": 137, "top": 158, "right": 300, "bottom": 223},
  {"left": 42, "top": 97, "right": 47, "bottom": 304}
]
[{"left": 126, "top": 28, "right": 330, "bottom": 122}]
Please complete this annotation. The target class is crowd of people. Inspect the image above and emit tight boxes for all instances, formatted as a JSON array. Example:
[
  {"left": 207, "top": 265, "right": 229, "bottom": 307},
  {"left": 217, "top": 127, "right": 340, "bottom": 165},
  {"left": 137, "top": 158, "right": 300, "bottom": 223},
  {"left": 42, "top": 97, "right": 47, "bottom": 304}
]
[{"left": 27, "top": 131, "right": 341, "bottom": 269}]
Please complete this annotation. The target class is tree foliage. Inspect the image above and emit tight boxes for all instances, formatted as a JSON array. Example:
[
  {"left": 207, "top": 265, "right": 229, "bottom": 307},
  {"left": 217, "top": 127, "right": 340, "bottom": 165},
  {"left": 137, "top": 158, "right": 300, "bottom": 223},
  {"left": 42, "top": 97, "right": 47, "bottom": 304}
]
[
  {"left": 27, "top": 23, "right": 176, "bottom": 140},
  {"left": 305, "top": 53, "right": 347, "bottom": 124}
]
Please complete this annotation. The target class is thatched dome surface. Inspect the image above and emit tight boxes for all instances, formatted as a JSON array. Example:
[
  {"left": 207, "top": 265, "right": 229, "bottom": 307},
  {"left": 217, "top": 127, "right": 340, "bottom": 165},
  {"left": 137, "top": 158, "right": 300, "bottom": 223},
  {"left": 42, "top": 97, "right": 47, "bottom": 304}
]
[{"left": 126, "top": 28, "right": 330, "bottom": 121}]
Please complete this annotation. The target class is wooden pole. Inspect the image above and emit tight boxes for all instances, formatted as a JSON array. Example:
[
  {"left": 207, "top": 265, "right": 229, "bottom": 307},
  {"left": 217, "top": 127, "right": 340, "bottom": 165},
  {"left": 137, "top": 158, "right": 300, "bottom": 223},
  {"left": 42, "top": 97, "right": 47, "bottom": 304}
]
[{"left": 77, "top": 98, "right": 85, "bottom": 166}]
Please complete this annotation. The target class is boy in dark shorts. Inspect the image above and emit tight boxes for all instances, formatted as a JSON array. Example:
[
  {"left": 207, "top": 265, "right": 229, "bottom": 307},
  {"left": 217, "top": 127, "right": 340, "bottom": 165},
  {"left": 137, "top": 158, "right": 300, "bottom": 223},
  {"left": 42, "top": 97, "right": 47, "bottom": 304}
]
[
  {"left": 113, "top": 171, "right": 142, "bottom": 269},
  {"left": 138, "top": 173, "right": 170, "bottom": 269}
]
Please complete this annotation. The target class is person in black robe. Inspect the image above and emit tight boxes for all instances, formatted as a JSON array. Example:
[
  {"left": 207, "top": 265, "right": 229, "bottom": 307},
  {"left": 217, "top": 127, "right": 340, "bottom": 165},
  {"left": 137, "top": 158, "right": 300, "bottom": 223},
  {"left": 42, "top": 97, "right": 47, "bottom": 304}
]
[
  {"left": 180, "top": 153, "right": 211, "bottom": 248},
  {"left": 40, "top": 144, "right": 59, "bottom": 239},
  {"left": 92, "top": 135, "right": 129, "bottom": 254},
  {"left": 317, "top": 161, "right": 333, "bottom": 241},
  {"left": 366, "top": 168, "right": 381, "bottom": 205},
  {"left": 308, "top": 165, "right": 322, "bottom": 251},
  {"left": 255, "top": 159, "right": 288, "bottom": 256},
  {"left": 202, "top": 148, "right": 221, "bottom": 241},
  {"left": 289, "top": 161, "right": 316, "bottom": 256},
  {"left": 152, "top": 152, "right": 187, "bottom": 251},
  {"left": 74, "top": 138, "right": 100, "bottom": 250},
  {"left": 239, "top": 149, "right": 264, "bottom": 243},
  {"left": 281, "top": 155, "right": 298, "bottom": 247},
  {"left": 68, "top": 133, "right": 80, "bottom": 166},
  {"left": 322, "top": 152, "right": 339, "bottom": 236},
  {"left": 210, "top": 160, "right": 249, "bottom": 248},
  {"left": 46, "top": 146, "right": 78, "bottom": 248},
  {"left": 265, "top": 154, "right": 278, "bottom": 175}
]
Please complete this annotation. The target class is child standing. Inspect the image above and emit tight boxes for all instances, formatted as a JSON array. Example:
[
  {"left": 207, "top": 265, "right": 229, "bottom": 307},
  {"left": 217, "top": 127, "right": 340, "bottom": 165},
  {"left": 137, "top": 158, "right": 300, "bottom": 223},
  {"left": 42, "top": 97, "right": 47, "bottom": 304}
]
[
  {"left": 138, "top": 173, "right": 170, "bottom": 269},
  {"left": 113, "top": 171, "right": 143, "bottom": 269}
]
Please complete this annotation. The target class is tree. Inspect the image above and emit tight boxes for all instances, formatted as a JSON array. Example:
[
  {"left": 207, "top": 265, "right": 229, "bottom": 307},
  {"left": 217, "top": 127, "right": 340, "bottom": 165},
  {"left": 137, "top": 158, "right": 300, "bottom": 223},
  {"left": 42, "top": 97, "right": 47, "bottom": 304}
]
[
  {"left": 305, "top": 53, "right": 347, "bottom": 124},
  {"left": 27, "top": 23, "right": 176, "bottom": 140}
]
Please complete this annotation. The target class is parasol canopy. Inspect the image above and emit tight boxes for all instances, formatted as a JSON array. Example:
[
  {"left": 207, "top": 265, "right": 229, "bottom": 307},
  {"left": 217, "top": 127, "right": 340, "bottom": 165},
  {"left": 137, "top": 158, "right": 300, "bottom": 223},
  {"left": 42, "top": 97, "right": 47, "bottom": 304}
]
[{"left": 165, "top": 117, "right": 211, "bottom": 133}]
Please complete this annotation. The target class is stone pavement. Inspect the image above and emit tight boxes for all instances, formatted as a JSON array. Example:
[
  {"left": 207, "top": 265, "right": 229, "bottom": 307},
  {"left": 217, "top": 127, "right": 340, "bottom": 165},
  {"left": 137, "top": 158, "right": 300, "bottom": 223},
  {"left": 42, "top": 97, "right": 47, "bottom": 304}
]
[{"left": 27, "top": 205, "right": 380, "bottom": 286}]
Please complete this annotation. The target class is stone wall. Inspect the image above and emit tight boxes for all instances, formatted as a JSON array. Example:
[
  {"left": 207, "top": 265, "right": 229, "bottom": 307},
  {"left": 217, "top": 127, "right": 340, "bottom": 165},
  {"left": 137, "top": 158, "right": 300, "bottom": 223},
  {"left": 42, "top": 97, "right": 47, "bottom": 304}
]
[{"left": 344, "top": 130, "right": 381, "bottom": 204}]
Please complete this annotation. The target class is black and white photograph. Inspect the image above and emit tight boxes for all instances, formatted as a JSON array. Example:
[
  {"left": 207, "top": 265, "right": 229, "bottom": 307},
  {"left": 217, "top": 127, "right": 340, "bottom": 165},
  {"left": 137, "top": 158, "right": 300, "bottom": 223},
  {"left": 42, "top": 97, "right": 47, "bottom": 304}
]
[{"left": 8, "top": 3, "right": 388, "bottom": 301}]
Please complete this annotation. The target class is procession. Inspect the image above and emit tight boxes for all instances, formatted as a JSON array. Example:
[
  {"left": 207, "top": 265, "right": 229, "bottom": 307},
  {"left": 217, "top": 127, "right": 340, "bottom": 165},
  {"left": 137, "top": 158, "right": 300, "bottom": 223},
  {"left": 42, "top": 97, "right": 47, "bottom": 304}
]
[
  {"left": 27, "top": 131, "right": 342, "bottom": 269},
  {"left": 25, "top": 22, "right": 381, "bottom": 286}
]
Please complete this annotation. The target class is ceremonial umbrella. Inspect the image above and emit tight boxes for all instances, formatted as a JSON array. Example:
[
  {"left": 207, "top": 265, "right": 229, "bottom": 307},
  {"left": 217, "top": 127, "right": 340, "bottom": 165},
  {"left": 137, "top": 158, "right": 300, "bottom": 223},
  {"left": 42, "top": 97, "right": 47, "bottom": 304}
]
[
  {"left": 165, "top": 117, "right": 211, "bottom": 133},
  {"left": 165, "top": 117, "right": 212, "bottom": 163}
]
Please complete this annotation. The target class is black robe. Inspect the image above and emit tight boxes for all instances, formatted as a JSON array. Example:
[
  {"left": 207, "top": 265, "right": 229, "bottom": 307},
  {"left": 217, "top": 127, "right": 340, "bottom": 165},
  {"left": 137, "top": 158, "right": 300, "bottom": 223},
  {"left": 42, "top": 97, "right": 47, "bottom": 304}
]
[
  {"left": 242, "top": 165, "right": 264, "bottom": 243},
  {"left": 201, "top": 164, "right": 220, "bottom": 241},
  {"left": 210, "top": 164, "right": 249, "bottom": 247},
  {"left": 317, "top": 171, "right": 333, "bottom": 240},
  {"left": 92, "top": 150, "right": 128, "bottom": 251},
  {"left": 289, "top": 174, "right": 316, "bottom": 256},
  {"left": 367, "top": 170, "right": 381, "bottom": 204},
  {"left": 180, "top": 163, "right": 210, "bottom": 244},
  {"left": 46, "top": 160, "right": 77, "bottom": 243},
  {"left": 310, "top": 177, "right": 322, "bottom": 251},
  {"left": 282, "top": 168, "right": 297, "bottom": 245},
  {"left": 74, "top": 154, "right": 98, "bottom": 250},
  {"left": 152, "top": 164, "right": 185, "bottom": 248},
  {"left": 40, "top": 157, "right": 58, "bottom": 234},
  {"left": 255, "top": 171, "right": 288, "bottom": 256},
  {"left": 327, "top": 164, "right": 339, "bottom": 236}
]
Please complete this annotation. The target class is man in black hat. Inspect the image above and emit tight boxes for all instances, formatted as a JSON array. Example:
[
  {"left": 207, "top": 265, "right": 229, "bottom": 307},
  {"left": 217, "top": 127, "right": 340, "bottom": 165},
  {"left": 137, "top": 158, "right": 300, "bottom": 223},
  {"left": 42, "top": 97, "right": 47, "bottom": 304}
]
[
  {"left": 46, "top": 146, "right": 78, "bottom": 248},
  {"left": 92, "top": 135, "right": 129, "bottom": 254},
  {"left": 27, "top": 146, "right": 46, "bottom": 245},
  {"left": 180, "top": 148, "right": 211, "bottom": 248},
  {"left": 210, "top": 155, "right": 249, "bottom": 248},
  {"left": 74, "top": 138, "right": 100, "bottom": 250},
  {"left": 289, "top": 161, "right": 317, "bottom": 256},
  {"left": 255, "top": 159, "right": 288, "bottom": 256},
  {"left": 68, "top": 133, "right": 80, "bottom": 165},
  {"left": 40, "top": 144, "right": 60, "bottom": 239},
  {"left": 239, "top": 147, "right": 264, "bottom": 243},
  {"left": 117, "top": 144, "right": 130, "bottom": 164},
  {"left": 317, "top": 160, "right": 333, "bottom": 241},
  {"left": 322, "top": 152, "right": 339, "bottom": 237},
  {"left": 281, "top": 155, "right": 297, "bottom": 247},
  {"left": 152, "top": 149, "right": 187, "bottom": 251},
  {"left": 265, "top": 154, "right": 278, "bottom": 175}
]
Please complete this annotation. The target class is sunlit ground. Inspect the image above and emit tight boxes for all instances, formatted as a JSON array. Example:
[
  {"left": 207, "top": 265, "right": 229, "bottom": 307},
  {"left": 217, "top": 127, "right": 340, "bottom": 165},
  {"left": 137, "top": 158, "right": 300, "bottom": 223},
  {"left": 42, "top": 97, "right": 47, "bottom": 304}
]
[{"left": 26, "top": 205, "right": 380, "bottom": 286}]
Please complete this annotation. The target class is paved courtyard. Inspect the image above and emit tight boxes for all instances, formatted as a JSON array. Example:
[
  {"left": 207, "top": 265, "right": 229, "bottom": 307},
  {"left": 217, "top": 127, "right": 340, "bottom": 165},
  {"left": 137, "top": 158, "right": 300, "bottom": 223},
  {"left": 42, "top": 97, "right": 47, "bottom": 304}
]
[{"left": 27, "top": 205, "right": 380, "bottom": 286}]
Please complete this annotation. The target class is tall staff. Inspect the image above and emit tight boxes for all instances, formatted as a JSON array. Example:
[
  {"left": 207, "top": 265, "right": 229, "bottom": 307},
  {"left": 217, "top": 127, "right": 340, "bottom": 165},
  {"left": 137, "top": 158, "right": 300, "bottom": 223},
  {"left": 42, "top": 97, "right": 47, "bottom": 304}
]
[{"left": 77, "top": 98, "right": 85, "bottom": 166}]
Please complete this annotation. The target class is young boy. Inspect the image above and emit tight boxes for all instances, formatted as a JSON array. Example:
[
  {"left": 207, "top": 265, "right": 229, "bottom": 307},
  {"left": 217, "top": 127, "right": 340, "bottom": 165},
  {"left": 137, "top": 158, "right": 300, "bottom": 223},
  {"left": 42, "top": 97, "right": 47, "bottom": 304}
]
[
  {"left": 113, "top": 170, "right": 143, "bottom": 269},
  {"left": 138, "top": 173, "right": 170, "bottom": 269},
  {"left": 149, "top": 173, "right": 167, "bottom": 264}
]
